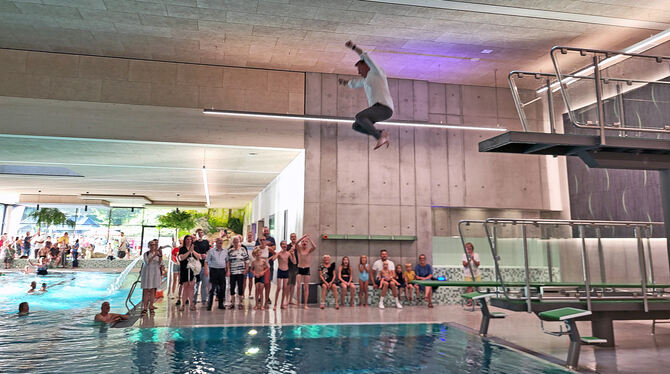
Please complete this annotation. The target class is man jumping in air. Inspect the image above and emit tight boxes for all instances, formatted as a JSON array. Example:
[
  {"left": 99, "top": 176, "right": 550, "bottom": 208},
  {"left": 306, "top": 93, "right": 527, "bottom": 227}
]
[{"left": 339, "top": 40, "right": 394, "bottom": 150}]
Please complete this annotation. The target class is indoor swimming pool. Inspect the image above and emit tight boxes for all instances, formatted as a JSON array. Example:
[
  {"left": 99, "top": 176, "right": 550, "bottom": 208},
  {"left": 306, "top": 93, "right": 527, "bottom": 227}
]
[{"left": 0, "top": 271, "right": 572, "bottom": 373}]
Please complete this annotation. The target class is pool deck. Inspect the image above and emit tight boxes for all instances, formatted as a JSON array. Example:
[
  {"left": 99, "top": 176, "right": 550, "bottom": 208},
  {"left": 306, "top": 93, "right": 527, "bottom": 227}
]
[{"left": 135, "top": 290, "right": 670, "bottom": 374}]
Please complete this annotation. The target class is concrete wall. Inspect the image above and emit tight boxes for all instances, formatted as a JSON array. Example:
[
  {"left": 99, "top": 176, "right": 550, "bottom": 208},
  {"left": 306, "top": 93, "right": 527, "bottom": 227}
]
[
  {"left": 0, "top": 49, "right": 304, "bottom": 114},
  {"left": 302, "top": 72, "right": 559, "bottom": 281}
]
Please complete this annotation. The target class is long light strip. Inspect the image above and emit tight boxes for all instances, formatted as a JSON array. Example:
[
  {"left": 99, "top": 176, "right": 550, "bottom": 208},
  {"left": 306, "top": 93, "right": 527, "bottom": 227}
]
[
  {"left": 203, "top": 110, "right": 506, "bottom": 132},
  {"left": 537, "top": 29, "right": 670, "bottom": 94},
  {"left": 202, "top": 166, "right": 210, "bottom": 207}
]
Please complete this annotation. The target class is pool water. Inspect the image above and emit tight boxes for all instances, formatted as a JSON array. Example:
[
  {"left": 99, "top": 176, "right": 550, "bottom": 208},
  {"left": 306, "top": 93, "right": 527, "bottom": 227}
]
[{"left": 0, "top": 272, "right": 573, "bottom": 373}]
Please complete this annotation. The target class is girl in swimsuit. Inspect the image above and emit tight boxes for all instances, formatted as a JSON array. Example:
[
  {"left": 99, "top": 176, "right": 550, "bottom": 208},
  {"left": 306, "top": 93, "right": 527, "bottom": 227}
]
[
  {"left": 338, "top": 256, "right": 355, "bottom": 307},
  {"left": 358, "top": 255, "right": 370, "bottom": 307}
]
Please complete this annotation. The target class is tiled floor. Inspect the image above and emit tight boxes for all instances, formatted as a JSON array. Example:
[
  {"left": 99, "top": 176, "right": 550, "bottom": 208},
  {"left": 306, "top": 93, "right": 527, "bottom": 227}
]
[{"left": 134, "top": 285, "right": 670, "bottom": 374}]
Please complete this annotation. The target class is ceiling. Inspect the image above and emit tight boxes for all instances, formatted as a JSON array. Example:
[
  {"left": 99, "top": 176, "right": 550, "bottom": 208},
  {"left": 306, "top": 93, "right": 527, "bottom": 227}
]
[
  {"left": 0, "top": 135, "right": 303, "bottom": 208},
  {"left": 1, "top": 0, "right": 669, "bottom": 85}
]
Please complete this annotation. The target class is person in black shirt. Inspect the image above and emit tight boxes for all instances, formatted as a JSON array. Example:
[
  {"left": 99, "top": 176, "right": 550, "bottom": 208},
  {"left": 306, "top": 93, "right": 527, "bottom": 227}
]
[
  {"left": 319, "top": 254, "right": 339, "bottom": 309},
  {"left": 193, "top": 229, "right": 210, "bottom": 305},
  {"left": 286, "top": 233, "right": 299, "bottom": 305},
  {"left": 178, "top": 235, "right": 198, "bottom": 311}
]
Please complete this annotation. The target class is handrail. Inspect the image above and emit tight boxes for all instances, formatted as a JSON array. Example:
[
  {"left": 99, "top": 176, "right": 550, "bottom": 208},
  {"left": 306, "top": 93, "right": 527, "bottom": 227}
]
[
  {"left": 125, "top": 263, "right": 143, "bottom": 312},
  {"left": 550, "top": 46, "right": 670, "bottom": 141},
  {"left": 485, "top": 218, "right": 662, "bottom": 227},
  {"left": 508, "top": 71, "right": 559, "bottom": 133},
  {"left": 458, "top": 218, "right": 664, "bottom": 313}
]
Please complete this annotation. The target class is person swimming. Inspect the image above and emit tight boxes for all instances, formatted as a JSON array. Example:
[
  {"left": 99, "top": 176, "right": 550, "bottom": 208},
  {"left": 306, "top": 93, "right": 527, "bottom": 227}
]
[
  {"left": 18, "top": 302, "right": 29, "bottom": 316},
  {"left": 40, "top": 283, "right": 47, "bottom": 292},
  {"left": 27, "top": 281, "right": 37, "bottom": 293}
]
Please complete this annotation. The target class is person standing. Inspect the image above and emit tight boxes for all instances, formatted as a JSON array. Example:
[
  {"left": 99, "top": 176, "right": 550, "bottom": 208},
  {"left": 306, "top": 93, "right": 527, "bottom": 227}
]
[
  {"left": 22, "top": 232, "right": 32, "bottom": 258},
  {"left": 118, "top": 232, "right": 129, "bottom": 259},
  {"left": 205, "top": 237, "right": 229, "bottom": 310},
  {"left": 295, "top": 233, "right": 317, "bottom": 309},
  {"left": 462, "top": 242, "right": 481, "bottom": 306},
  {"left": 178, "top": 235, "right": 198, "bottom": 311},
  {"left": 228, "top": 236, "right": 250, "bottom": 309},
  {"left": 71, "top": 239, "right": 80, "bottom": 268},
  {"left": 255, "top": 227, "right": 276, "bottom": 305},
  {"left": 242, "top": 231, "right": 256, "bottom": 300},
  {"left": 171, "top": 238, "right": 183, "bottom": 304},
  {"left": 193, "top": 229, "right": 210, "bottom": 305},
  {"left": 339, "top": 40, "right": 394, "bottom": 150},
  {"left": 32, "top": 231, "right": 45, "bottom": 259},
  {"left": 286, "top": 233, "right": 299, "bottom": 305},
  {"left": 254, "top": 235, "right": 273, "bottom": 307},
  {"left": 141, "top": 240, "right": 162, "bottom": 316}
]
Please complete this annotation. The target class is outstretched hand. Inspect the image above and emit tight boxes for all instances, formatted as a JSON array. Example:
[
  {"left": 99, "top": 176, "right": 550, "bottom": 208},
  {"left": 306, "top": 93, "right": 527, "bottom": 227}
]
[{"left": 345, "top": 40, "right": 354, "bottom": 49}]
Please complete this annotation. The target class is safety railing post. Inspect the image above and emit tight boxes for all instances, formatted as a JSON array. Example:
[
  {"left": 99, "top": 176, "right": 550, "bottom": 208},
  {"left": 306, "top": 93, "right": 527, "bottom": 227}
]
[
  {"left": 635, "top": 227, "right": 649, "bottom": 312},
  {"left": 596, "top": 227, "right": 606, "bottom": 283},
  {"left": 545, "top": 79, "right": 556, "bottom": 134},
  {"left": 593, "top": 55, "right": 606, "bottom": 145},
  {"left": 579, "top": 226, "right": 592, "bottom": 311},
  {"left": 522, "top": 225, "right": 532, "bottom": 313}
]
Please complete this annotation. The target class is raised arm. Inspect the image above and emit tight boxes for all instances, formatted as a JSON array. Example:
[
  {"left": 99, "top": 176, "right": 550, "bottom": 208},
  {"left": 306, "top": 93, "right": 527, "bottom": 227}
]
[
  {"left": 307, "top": 235, "right": 317, "bottom": 253},
  {"left": 345, "top": 40, "right": 380, "bottom": 73}
]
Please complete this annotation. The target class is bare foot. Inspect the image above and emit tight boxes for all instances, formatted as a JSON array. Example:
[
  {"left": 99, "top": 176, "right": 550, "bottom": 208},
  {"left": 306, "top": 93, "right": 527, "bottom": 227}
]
[
  {"left": 335, "top": 305, "right": 339, "bottom": 310},
  {"left": 320, "top": 304, "right": 325, "bottom": 309},
  {"left": 374, "top": 131, "right": 390, "bottom": 150},
  {"left": 288, "top": 301, "right": 296, "bottom": 305},
  {"left": 304, "top": 305, "right": 309, "bottom": 310},
  {"left": 253, "top": 305, "right": 259, "bottom": 310},
  {"left": 273, "top": 305, "right": 277, "bottom": 311},
  {"left": 281, "top": 304, "right": 287, "bottom": 309}
]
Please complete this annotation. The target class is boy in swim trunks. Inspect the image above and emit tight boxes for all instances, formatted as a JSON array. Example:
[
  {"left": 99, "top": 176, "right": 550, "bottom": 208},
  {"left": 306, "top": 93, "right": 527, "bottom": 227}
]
[
  {"left": 250, "top": 248, "right": 269, "bottom": 310},
  {"left": 269, "top": 240, "right": 296, "bottom": 310},
  {"left": 295, "top": 233, "right": 317, "bottom": 309}
]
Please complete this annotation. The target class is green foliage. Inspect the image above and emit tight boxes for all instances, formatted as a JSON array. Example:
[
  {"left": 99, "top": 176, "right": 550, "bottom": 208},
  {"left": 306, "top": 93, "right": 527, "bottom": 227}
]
[
  {"left": 158, "top": 208, "right": 245, "bottom": 236},
  {"left": 227, "top": 217, "right": 243, "bottom": 236},
  {"left": 157, "top": 209, "right": 196, "bottom": 231},
  {"left": 29, "top": 208, "right": 75, "bottom": 229}
]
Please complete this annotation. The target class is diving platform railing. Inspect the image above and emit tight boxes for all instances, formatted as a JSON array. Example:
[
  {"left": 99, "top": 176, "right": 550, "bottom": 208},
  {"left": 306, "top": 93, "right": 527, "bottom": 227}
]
[
  {"left": 458, "top": 218, "right": 667, "bottom": 313},
  {"left": 508, "top": 46, "right": 670, "bottom": 142}
]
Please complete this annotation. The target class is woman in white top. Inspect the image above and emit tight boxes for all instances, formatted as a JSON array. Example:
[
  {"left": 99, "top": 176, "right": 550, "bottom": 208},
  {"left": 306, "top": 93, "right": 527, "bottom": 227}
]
[{"left": 141, "top": 240, "right": 163, "bottom": 316}]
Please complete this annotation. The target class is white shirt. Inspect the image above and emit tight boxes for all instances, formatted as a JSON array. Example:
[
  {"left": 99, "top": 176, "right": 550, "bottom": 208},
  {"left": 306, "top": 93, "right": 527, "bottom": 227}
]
[
  {"left": 462, "top": 252, "right": 481, "bottom": 277},
  {"left": 348, "top": 52, "right": 394, "bottom": 111},
  {"left": 372, "top": 259, "right": 395, "bottom": 279},
  {"left": 32, "top": 235, "right": 45, "bottom": 250}
]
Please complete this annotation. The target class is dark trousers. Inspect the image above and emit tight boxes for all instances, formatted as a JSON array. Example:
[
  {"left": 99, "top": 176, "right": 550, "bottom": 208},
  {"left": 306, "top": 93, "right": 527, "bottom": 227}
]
[
  {"left": 352, "top": 103, "right": 393, "bottom": 140},
  {"left": 208, "top": 268, "right": 227, "bottom": 308}
]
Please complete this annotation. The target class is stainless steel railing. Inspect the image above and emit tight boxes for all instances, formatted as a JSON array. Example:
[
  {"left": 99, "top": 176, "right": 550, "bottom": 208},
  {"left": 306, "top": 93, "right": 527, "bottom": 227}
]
[
  {"left": 458, "top": 218, "right": 666, "bottom": 313},
  {"left": 550, "top": 46, "right": 670, "bottom": 143},
  {"left": 507, "top": 47, "right": 670, "bottom": 142}
]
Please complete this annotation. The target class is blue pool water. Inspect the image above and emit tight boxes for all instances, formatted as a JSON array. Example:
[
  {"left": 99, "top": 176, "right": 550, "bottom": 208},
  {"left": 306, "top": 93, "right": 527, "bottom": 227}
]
[{"left": 0, "top": 272, "right": 573, "bottom": 373}]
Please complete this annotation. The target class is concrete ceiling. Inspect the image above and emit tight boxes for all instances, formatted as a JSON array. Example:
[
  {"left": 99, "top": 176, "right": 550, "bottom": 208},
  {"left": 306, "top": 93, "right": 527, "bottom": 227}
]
[
  {"left": 1, "top": 0, "right": 669, "bottom": 85},
  {"left": 0, "top": 134, "right": 302, "bottom": 208}
]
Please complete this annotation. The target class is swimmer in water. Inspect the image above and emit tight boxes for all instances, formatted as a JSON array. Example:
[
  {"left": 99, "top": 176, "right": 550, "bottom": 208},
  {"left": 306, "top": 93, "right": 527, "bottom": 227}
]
[
  {"left": 40, "top": 283, "right": 47, "bottom": 292},
  {"left": 27, "top": 281, "right": 37, "bottom": 293},
  {"left": 18, "top": 302, "right": 29, "bottom": 316},
  {"left": 94, "top": 302, "right": 129, "bottom": 324}
]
